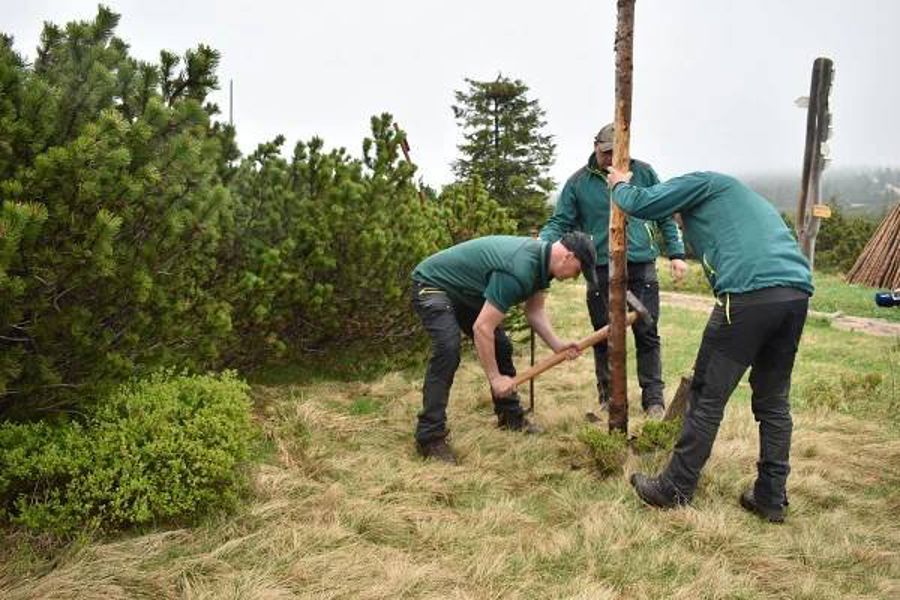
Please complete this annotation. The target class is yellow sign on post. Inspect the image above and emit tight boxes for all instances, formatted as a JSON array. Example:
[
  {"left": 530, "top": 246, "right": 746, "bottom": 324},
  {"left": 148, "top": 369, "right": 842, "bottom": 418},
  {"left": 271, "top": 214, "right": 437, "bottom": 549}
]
[{"left": 812, "top": 204, "right": 832, "bottom": 218}]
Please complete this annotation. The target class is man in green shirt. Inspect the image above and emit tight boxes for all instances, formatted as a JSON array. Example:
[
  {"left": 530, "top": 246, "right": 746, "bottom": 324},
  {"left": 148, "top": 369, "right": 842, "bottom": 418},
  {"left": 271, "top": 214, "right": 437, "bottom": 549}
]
[
  {"left": 607, "top": 167, "right": 813, "bottom": 523},
  {"left": 540, "top": 124, "right": 687, "bottom": 419},
  {"left": 411, "top": 233, "right": 597, "bottom": 464}
]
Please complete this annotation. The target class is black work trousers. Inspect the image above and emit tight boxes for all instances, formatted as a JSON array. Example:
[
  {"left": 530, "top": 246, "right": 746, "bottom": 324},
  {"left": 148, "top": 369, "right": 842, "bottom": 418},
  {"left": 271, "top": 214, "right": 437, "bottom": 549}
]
[
  {"left": 661, "top": 287, "right": 809, "bottom": 508},
  {"left": 412, "top": 281, "right": 524, "bottom": 443},
  {"left": 588, "top": 262, "right": 664, "bottom": 409}
]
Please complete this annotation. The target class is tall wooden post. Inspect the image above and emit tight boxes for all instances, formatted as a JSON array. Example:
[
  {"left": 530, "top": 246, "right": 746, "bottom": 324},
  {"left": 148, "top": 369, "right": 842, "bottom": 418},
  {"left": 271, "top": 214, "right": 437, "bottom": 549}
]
[
  {"left": 608, "top": 0, "right": 635, "bottom": 434},
  {"left": 797, "top": 57, "right": 834, "bottom": 268}
]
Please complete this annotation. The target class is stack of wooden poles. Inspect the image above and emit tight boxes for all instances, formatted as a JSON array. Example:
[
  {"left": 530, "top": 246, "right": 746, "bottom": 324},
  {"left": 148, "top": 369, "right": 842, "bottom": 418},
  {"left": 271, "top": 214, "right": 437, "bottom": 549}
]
[{"left": 846, "top": 202, "right": 900, "bottom": 289}]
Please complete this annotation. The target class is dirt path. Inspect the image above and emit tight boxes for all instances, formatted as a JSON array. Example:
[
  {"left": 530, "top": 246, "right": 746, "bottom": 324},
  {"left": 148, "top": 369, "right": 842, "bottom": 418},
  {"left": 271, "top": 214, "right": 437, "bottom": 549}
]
[{"left": 661, "top": 291, "right": 900, "bottom": 337}]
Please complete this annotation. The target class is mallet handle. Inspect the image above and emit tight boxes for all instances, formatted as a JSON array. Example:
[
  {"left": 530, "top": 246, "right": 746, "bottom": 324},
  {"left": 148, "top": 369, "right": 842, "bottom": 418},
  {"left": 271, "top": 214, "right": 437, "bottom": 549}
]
[{"left": 512, "top": 311, "right": 638, "bottom": 387}]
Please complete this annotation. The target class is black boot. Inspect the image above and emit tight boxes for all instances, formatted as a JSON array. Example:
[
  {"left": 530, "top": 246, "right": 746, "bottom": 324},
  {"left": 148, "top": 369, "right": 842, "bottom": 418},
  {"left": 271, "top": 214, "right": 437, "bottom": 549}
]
[
  {"left": 739, "top": 488, "right": 785, "bottom": 523},
  {"left": 630, "top": 473, "right": 688, "bottom": 509},
  {"left": 497, "top": 412, "right": 544, "bottom": 434},
  {"left": 416, "top": 437, "right": 458, "bottom": 464}
]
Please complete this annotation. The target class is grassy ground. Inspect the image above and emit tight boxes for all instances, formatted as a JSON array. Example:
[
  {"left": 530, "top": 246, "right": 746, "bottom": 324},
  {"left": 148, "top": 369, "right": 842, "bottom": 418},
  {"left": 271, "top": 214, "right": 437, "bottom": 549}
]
[
  {"left": 2, "top": 279, "right": 899, "bottom": 599},
  {"left": 657, "top": 258, "right": 900, "bottom": 323}
]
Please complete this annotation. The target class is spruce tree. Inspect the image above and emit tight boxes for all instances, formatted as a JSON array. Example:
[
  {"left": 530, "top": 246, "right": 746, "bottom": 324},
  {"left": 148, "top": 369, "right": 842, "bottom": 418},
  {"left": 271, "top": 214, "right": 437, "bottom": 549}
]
[{"left": 451, "top": 74, "right": 556, "bottom": 233}]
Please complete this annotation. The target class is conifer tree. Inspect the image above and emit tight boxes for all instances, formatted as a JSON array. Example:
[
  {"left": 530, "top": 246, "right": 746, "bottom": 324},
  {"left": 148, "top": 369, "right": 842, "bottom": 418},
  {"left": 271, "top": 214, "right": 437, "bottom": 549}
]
[
  {"left": 451, "top": 74, "right": 556, "bottom": 233},
  {"left": 0, "top": 8, "right": 236, "bottom": 413},
  {"left": 437, "top": 176, "right": 516, "bottom": 245}
]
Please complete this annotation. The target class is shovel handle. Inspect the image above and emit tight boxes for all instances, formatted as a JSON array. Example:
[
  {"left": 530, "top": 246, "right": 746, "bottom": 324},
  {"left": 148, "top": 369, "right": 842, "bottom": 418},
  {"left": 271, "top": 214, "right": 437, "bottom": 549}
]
[{"left": 512, "top": 311, "right": 638, "bottom": 387}]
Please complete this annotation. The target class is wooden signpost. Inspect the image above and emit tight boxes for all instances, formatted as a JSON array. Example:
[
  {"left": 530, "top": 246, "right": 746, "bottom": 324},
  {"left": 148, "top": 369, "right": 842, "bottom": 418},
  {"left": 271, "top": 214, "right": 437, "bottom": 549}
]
[{"left": 796, "top": 57, "right": 834, "bottom": 269}]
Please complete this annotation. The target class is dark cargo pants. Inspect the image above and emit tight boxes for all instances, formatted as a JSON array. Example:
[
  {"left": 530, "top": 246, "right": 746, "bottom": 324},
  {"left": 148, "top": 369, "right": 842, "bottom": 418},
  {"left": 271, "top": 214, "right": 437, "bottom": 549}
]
[
  {"left": 661, "top": 287, "right": 809, "bottom": 508},
  {"left": 588, "top": 261, "right": 664, "bottom": 410},
  {"left": 412, "top": 280, "right": 524, "bottom": 444}
]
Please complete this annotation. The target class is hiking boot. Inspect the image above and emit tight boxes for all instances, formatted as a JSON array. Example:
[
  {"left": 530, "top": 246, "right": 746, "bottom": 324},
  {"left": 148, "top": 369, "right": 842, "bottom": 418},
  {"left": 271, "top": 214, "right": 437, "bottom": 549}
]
[
  {"left": 739, "top": 488, "right": 785, "bottom": 523},
  {"left": 646, "top": 404, "right": 666, "bottom": 421},
  {"left": 416, "top": 438, "right": 458, "bottom": 464},
  {"left": 497, "top": 413, "right": 544, "bottom": 434},
  {"left": 630, "top": 473, "right": 687, "bottom": 509}
]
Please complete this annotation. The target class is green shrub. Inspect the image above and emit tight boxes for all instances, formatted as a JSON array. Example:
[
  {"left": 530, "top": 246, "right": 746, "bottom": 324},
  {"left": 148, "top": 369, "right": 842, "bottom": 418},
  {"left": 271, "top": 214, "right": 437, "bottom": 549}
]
[
  {"left": 218, "top": 116, "right": 451, "bottom": 365},
  {"left": 634, "top": 418, "right": 682, "bottom": 454},
  {"left": 0, "top": 11, "right": 238, "bottom": 413},
  {"left": 577, "top": 427, "right": 627, "bottom": 477},
  {"left": 0, "top": 370, "right": 255, "bottom": 535},
  {"left": 656, "top": 258, "right": 713, "bottom": 295},
  {"left": 813, "top": 202, "right": 878, "bottom": 274}
]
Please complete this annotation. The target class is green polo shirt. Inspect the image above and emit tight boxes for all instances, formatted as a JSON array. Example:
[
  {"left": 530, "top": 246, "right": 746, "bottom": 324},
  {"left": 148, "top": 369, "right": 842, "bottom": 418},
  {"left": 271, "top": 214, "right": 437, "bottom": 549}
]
[
  {"left": 412, "top": 236, "right": 551, "bottom": 313},
  {"left": 540, "top": 155, "right": 685, "bottom": 264}
]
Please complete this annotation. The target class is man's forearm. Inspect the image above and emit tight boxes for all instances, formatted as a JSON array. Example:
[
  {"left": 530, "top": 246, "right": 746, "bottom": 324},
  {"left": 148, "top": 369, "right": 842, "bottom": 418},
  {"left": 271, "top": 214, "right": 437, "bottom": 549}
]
[
  {"left": 527, "top": 311, "right": 563, "bottom": 352},
  {"left": 473, "top": 322, "right": 501, "bottom": 382}
]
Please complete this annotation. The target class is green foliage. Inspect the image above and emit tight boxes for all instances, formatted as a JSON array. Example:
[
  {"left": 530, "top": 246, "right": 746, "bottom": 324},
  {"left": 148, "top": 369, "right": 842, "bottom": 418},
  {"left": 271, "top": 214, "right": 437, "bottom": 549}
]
[
  {"left": 218, "top": 115, "right": 449, "bottom": 365},
  {"left": 577, "top": 426, "right": 627, "bottom": 477},
  {"left": 452, "top": 74, "right": 555, "bottom": 233},
  {"left": 633, "top": 418, "right": 682, "bottom": 454},
  {"left": 0, "top": 370, "right": 255, "bottom": 535},
  {"left": 436, "top": 176, "right": 517, "bottom": 245},
  {"left": 656, "top": 258, "right": 712, "bottom": 295},
  {"left": 0, "top": 8, "right": 236, "bottom": 413},
  {"left": 1, "top": 8, "right": 540, "bottom": 423},
  {"left": 813, "top": 201, "right": 878, "bottom": 273}
]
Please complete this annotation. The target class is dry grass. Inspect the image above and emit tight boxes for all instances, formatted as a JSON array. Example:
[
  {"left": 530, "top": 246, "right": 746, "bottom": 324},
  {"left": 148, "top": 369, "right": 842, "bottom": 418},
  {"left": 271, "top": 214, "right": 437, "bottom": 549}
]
[{"left": 2, "top": 280, "right": 899, "bottom": 599}]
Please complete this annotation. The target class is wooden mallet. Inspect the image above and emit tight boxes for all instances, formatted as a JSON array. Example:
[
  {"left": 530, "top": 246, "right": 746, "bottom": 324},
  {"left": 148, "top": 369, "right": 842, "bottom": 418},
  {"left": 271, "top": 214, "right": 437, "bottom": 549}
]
[{"left": 512, "top": 290, "right": 653, "bottom": 387}]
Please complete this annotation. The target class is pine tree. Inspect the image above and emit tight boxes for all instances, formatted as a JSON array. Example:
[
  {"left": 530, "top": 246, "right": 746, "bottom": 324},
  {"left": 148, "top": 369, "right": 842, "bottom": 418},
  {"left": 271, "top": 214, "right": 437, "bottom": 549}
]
[
  {"left": 0, "top": 8, "right": 236, "bottom": 414},
  {"left": 451, "top": 74, "right": 556, "bottom": 233},
  {"left": 437, "top": 176, "right": 516, "bottom": 245}
]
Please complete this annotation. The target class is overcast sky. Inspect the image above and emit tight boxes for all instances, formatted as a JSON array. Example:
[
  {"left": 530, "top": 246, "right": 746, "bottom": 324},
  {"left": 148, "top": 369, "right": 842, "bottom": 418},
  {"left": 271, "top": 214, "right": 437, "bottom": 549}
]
[{"left": 5, "top": 0, "right": 900, "bottom": 189}]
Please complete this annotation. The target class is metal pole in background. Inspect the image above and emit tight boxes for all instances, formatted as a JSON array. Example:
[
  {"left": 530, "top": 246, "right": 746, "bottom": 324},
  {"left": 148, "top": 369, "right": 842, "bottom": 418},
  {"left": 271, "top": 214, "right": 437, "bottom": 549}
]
[
  {"left": 529, "top": 227, "right": 539, "bottom": 413},
  {"left": 229, "top": 78, "right": 233, "bottom": 126},
  {"left": 608, "top": 0, "right": 635, "bottom": 434}
]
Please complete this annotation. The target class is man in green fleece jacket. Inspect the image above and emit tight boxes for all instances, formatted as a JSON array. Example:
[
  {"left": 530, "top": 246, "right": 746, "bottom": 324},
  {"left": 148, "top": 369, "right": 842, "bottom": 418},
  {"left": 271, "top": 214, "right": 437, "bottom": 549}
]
[
  {"left": 607, "top": 167, "right": 813, "bottom": 523},
  {"left": 411, "top": 233, "right": 597, "bottom": 464},
  {"left": 540, "top": 124, "right": 687, "bottom": 419}
]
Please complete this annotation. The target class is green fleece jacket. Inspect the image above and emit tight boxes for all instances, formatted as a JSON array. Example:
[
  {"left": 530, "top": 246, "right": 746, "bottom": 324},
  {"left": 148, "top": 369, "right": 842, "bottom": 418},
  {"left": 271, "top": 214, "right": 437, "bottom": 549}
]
[
  {"left": 539, "top": 155, "right": 685, "bottom": 265},
  {"left": 611, "top": 172, "right": 813, "bottom": 296}
]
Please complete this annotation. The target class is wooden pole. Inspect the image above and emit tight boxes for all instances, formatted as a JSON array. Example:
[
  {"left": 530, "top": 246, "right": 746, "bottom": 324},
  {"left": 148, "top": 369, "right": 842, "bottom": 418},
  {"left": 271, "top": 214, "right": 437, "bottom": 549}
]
[
  {"left": 608, "top": 0, "right": 635, "bottom": 434},
  {"left": 796, "top": 63, "right": 819, "bottom": 241},
  {"left": 803, "top": 58, "right": 834, "bottom": 268},
  {"left": 797, "top": 58, "right": 833, "bottom": 265}
]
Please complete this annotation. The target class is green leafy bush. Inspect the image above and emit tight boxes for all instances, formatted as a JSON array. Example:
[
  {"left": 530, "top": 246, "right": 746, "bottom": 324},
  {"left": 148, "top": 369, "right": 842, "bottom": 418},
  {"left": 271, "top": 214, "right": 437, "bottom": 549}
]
[
  {"left": 634, "top": 418, "right": 682, "bottom": 454},
  {"left": 0, "top": 370, "right": 255, "bottom": 534},
  {"left": 577, "top": 427, "right": 627, "bottom": 477}
]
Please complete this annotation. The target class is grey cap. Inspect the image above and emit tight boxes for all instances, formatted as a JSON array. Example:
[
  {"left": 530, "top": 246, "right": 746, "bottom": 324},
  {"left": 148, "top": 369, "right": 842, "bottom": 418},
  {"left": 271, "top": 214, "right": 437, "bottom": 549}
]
[
  {"left": 594, "top": 123, "right": 615, "bottom": 152},
  {"left": 560, "top": 231, "right": 598, "bottom": 289}
]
